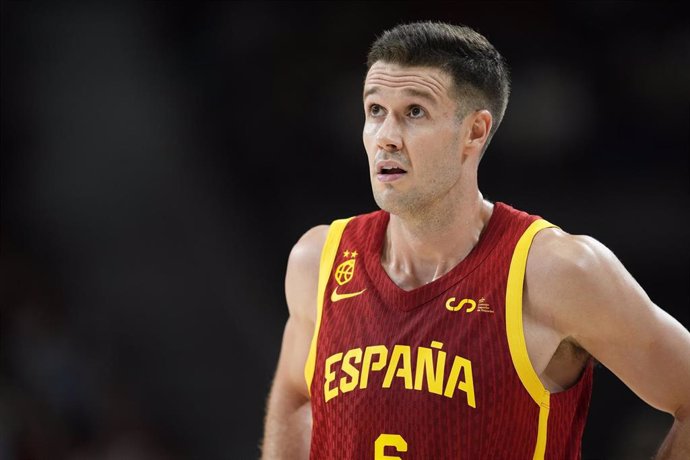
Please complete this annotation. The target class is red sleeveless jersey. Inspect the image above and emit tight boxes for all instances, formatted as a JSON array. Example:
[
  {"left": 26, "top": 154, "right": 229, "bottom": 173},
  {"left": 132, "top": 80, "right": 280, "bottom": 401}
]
[{"left": 304, "top": 202, "right": 593, "bottom": 460}]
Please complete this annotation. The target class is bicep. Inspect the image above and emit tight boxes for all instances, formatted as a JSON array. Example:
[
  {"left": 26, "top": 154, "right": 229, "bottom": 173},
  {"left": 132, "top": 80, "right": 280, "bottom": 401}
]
[
  {"left": 262, "top": 226, "right": 329, "bottom": 458},
  {"left": 582, "top": 279, "right": 689, "bottom": 415},
  {"left": 533, "top": 233, "right": 690, "bottom": 417},
  {"left": 262, "top": 315, "right": 314, "bottom": 459},
  {"left": 272, "top": 315, "right": 313, "bottom": 402},
  {"left": 269, "top": 225, "right": 329, "bottom": 404}
]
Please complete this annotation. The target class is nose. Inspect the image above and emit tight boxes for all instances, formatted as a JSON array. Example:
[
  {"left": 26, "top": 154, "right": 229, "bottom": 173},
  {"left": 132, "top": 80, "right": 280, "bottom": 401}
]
[{"left": 375, "top": 114, "right": 403, "bottom": 152}]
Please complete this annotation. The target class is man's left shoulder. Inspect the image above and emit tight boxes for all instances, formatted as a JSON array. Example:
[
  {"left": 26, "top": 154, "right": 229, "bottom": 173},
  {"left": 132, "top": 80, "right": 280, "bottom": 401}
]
[
  {"left": 523, "top": 227, "right": 629, "bottom": 327},
  {"left": 527, "top": 227, "right": 619, "bottom": 285}
]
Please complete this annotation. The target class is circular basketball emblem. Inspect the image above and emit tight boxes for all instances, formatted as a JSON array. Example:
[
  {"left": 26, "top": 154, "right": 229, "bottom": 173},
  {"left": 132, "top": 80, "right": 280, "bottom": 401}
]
[{"left": 334, "top": 259, "right": 356, "bottom": 286}]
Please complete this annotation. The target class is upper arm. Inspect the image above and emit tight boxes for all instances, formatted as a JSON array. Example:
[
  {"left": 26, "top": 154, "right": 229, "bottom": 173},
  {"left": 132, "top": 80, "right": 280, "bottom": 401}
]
[
  {"left": 527, "top": 229, "right": 690, "bottom": 419},
  {"left": 272, "top": 225, "right": 329, "bottom": 402}
]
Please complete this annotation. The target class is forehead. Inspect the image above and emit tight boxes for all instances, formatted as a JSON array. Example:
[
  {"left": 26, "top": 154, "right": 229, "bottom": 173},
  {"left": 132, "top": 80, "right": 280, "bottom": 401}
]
[{"left": 363, "top": 61, "right": 455, "bottom": 102}]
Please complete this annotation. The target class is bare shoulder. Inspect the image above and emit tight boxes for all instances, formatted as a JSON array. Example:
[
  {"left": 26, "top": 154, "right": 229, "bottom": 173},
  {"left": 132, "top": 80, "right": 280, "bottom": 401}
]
[
  {"left": 525, "top": 227, "right": 690, "bottom": 418},
  {"left": 285, "top": 225, "right": 330, "bottom": 323},
  {"left": 524, "top": 225, "right": 683, "bottom": 351},
  {"left": 527, "top": 227, "right": 620, "bottom": 287},
  {"left": 524, "top": 227, "right": 641, "bottom": 343}
]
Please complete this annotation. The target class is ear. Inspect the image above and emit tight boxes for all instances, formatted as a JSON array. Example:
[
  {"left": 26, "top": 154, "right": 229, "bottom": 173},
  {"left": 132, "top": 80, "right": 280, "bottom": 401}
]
[{"left": 464, "top": 109, "right": 493, "bottom": 157}]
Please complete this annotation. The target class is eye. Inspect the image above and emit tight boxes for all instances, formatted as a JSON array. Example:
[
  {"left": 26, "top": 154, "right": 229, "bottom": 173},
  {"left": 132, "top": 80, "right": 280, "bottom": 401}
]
[
  {"left": 409, "top": 106, "right": 425, "bottom": 118},
  {"left": 369, "top": 104, "right": 384, "bottom": 117}
]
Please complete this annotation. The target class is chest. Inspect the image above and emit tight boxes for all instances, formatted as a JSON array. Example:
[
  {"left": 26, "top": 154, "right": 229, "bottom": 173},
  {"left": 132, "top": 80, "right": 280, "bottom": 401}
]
[{"left": 314, "top": 252, "right": 515, "bottom": 403}]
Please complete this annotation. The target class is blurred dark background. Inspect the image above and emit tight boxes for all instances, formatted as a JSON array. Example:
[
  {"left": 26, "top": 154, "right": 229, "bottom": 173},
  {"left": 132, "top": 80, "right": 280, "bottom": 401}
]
[{"left": 1, "top": 1, "right": 688, "bottom": 459}]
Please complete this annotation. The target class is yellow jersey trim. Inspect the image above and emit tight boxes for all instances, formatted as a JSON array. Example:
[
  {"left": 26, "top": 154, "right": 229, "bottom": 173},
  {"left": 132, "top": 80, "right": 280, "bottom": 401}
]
[
  {"left": 505, "top": 218, "right": 557, "bottom": 460},
  {"left": 305, "top": 218, "right": 353, "bottom": 396}
]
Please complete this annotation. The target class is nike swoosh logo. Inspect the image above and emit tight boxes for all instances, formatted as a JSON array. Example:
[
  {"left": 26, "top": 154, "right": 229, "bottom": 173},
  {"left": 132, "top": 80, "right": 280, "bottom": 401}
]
[{"left": 330, "top": 287, "right": 367, "bottom": 303}]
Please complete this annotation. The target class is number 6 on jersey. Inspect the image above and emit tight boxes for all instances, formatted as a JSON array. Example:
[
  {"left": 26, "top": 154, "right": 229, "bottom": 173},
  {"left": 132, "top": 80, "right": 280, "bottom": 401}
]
[{"left": 375, "top": 433, "right": 407, "bottom": 459}]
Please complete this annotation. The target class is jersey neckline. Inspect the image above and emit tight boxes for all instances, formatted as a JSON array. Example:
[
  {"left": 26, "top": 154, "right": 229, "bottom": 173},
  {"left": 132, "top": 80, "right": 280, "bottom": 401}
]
[{"left": 361, "top": 202, "right": 509, "bottom": 312}]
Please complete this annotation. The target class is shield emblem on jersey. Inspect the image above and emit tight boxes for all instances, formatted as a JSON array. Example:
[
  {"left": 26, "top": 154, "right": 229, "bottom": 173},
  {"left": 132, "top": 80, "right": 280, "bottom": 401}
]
[{"left": 334, "top": 259, "right": 356, "bottom": 286}]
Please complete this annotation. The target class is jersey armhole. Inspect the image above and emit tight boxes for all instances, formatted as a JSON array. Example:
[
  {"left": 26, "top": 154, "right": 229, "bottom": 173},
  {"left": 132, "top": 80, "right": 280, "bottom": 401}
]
[
  {"left": 505, "top": 218, "right": 558, "bottom": 460},
  {"left": 304, "top": 217, "right": 353, "bottom": 396}
]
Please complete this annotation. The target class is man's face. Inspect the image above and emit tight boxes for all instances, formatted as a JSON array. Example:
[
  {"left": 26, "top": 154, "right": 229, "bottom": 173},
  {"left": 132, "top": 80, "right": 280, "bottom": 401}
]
[{"left": 362, "top": 61, "right": 470, "bottom": 216}]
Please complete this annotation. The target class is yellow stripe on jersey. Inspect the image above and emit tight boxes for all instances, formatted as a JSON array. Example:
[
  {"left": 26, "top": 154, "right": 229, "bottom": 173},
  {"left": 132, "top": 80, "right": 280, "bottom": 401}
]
[
  {"left": 305, "top": 218, "right": 353, "bottom": 396},
  {"left": 505, "top": 218, "right": 558, "bottom": 460}
]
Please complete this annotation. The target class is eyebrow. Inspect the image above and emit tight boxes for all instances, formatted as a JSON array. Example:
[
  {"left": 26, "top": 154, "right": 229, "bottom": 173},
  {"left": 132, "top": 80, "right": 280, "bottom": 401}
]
[{"left": 363, "top": 86, "right": 438, "bottom": 104}]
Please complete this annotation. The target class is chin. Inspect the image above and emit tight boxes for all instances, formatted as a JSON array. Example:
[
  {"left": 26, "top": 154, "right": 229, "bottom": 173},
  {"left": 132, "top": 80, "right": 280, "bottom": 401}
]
[
  {"left": 372, "top": 189, "right": 413, "bottom": 216},
  {"left": 372, "top": 187, "right": 392, "bottom": 211}
]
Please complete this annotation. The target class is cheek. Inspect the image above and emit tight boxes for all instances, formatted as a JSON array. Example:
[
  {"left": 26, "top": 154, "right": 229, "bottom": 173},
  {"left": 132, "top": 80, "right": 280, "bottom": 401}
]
[
  {"left": 363, "top": 121, "right": 377, "bottom": 137},
  {"left": 362, "top": 122, "right": 378, "bottom": 162}
]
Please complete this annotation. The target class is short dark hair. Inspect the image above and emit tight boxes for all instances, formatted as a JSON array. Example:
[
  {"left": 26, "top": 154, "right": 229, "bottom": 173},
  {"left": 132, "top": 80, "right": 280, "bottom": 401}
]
[{"left": 367, "top": 21, "right": 510, "bottom": 149}]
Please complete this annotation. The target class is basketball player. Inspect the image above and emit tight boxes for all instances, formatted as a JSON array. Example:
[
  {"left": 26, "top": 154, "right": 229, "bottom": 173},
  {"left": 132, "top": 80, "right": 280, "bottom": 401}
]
[{"left": 261, "top": 22, "right": 690, "bottom": 459}]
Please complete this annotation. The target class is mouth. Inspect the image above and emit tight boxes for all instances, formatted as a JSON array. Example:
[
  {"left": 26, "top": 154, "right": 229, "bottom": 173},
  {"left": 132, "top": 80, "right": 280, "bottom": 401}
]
[
  {"left": 379, "top": 166, "right": 407, "bottom": 175},
  {"left": 376, "top": 161, "right": 408, "bottom": 183}
]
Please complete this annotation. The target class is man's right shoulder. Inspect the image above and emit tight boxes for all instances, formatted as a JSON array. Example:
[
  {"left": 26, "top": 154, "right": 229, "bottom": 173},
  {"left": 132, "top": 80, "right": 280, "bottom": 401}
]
[
  {"left": 287, "top": 225, "right": 330, "bottom": 275},
  {"left": 284, "top": 225, "right": 330, "bottom": 321}
]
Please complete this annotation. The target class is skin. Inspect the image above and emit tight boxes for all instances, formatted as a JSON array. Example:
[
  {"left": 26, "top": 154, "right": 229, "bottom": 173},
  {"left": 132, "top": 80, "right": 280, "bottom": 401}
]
[{"left": 261, "top": 61, "right": 690, "bottom": 459}]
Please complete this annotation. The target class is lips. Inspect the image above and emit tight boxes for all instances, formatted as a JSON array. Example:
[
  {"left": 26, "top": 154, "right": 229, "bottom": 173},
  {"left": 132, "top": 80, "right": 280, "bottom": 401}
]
[{"left": 375, "top": 160, "right": 408, "bottom": 182}]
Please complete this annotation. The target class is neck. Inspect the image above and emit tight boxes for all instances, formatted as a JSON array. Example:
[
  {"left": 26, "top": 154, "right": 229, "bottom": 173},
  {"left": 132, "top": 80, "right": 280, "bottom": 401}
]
[{"left": 382, "top": 191, "right": 493, "bottom": 291}]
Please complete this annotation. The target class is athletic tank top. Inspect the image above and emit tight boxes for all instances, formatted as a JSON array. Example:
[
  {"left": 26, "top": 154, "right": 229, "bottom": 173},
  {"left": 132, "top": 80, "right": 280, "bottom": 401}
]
[{"left": 305, "top": 202, "right": 593, "bottom": 459}]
